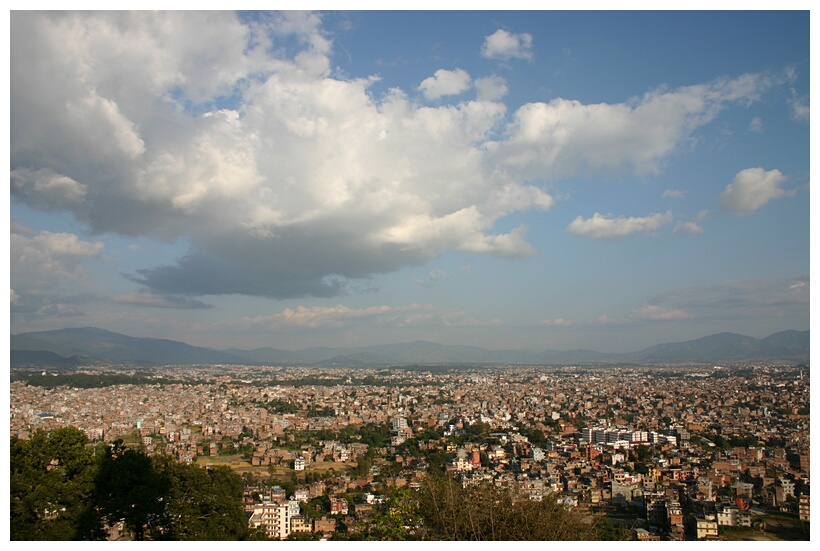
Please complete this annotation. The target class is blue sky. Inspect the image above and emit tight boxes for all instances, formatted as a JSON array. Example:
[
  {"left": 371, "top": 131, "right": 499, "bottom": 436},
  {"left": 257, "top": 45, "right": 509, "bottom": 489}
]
[{"left": 8, "top": 10, "right": 811, "bottom": 353}]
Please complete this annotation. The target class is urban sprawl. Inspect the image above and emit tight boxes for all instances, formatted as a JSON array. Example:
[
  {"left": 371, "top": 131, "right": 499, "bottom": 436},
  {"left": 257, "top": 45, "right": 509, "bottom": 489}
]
[{"left": 10, "top": 361, "right": 810, "bottom": 540}]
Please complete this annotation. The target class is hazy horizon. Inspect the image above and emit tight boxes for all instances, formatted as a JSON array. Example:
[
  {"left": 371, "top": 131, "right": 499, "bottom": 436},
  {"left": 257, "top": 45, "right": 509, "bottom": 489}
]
[{"left": 9, "top": 10, "right": 810, "bottom": 354}]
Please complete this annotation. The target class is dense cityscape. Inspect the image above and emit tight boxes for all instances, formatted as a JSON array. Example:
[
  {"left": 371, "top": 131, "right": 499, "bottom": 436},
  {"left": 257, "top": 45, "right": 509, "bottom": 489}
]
[
  {"left": 10, "top": 360, "right": 810, "bottom": 540},
  {"left": 10, "top": 9, "right": 809, "bottom": 544}
]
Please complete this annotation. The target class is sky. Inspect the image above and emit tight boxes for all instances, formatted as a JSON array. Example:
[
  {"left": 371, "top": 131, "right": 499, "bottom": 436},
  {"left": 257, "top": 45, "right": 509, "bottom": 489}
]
[{"left": 7, "top": 9, "right": 812, "bottom": 353}]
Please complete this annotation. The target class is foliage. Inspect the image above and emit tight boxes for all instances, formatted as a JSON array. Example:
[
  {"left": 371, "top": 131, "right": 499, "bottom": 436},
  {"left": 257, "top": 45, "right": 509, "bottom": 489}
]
[
  {"left": 260, "top": 398, "right": 300, "bottom": 414},
  {"left": 11, "top": 428, "right": 258, "bottom": 541},
  {"left": 365, "top": 487, "right": 422, "bottom": 541},
  {"left": 93, "top": 441, "right": 169, "bottom": 540},
  {"left": 415, "top": 472, "right": 622, "bottom": 541},
  {"left": 10, "top": 427, "right": 103, "bottom": 540},
  {"left": 727, "top": 434, "right": 760, "bottom": 448},
  {"left": 12, "top": 372, "right": 189, "bottom": 389},
  {"left": 153, "top": 455, "right": 253, "bottom": 540}
]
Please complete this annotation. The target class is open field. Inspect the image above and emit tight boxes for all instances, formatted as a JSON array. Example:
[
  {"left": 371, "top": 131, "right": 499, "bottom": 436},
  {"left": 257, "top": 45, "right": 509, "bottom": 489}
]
[{"left": 195, "top": 454, "right": 355, "bottom": 479}]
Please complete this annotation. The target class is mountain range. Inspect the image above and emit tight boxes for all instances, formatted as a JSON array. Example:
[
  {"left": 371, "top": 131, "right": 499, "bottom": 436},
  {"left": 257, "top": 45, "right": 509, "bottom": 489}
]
[{"left": 9, "top": 327, "right": 810, "bottom": 368}]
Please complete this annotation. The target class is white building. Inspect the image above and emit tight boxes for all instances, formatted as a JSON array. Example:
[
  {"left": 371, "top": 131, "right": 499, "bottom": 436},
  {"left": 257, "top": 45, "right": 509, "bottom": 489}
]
[
  {"left": 249, "top": 501, "right": 293, "bottom": 540},
  {"left": 392, "top": 415, "right": 408, "bottom": 432}
]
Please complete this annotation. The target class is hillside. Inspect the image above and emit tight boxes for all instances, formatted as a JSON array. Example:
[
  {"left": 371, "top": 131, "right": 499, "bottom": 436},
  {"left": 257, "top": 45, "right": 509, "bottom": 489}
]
[{"left": 10, "top": 327, "right": 809, "bottom": 367}]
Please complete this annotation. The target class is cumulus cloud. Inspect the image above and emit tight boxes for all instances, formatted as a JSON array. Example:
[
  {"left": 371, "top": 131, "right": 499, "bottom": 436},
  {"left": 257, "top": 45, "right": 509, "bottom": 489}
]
[
  {"left": 218, "top": 303, "right": 500, "bottom": 332},
  {"left": 10, "top": 225, "right": 104, "bottom": 313},
  {"left": 673, "top": 210, "right": 708, "bottom": 235},
  {"left": 419, "top": 68, "right": 472, "bottom": 100},
  {"left": 566, "top": 211, "right": 673, "bottom": 239},
  {"left": 719, "top": 167, "right": 790, "bottom": 213},
  {"left": 9, "top": 12, "right": 783, "bottom": 302},
  {"left": 497, "top": 73, "right": 775, "bottom": 179},
  {"left": 475, "top": 75, "right": 508, "bottom": 101},
  {"left": 11, "top": 168, "right": 87, "bottom": 206},
  {"left": 481, "top": 29, "right": 533, "bottom": 61},
  {"left": 673, "top": 221, "right": 703, "bottom": 235}
]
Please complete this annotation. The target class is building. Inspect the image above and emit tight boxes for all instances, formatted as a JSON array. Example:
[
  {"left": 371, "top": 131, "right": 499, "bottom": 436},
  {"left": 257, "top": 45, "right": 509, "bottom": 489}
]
[
  {"left": 717, "top": 504, "right": 751, "bottom": 528},
  {"left": 313, "top": 516, "right": 336, "bottom": 536},
  {"left": 696, "top": 517, "right": 719, "bottom": 540},
  {"left": 290, "top": 515, "right": 313, "bottom": 535},
  {"left": 392, "top": 416, "right": 408, "bottom": 432},
  {"left": 799, "top": 494, "right": 810, "bottom": 522},
  {"left": 249, "top": 501, "right": 292, "bottom": 540},
  {"left": 330, "top": 497, "right": 348, "bottom": 515}
]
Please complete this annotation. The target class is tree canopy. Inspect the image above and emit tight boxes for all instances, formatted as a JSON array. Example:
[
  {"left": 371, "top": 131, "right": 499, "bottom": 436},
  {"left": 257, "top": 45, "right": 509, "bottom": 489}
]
[{"left": 11, "top": 428, "right": 262, "bottom": 541}]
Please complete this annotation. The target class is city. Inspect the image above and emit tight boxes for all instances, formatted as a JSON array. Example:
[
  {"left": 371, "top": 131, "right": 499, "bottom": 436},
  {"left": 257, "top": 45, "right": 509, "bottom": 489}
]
[
  {"left": 10, "top": 360, "right": 810, "bottom": 540},
  {"left": 10, "top": 9, "right": 809, "bottom": 543}
]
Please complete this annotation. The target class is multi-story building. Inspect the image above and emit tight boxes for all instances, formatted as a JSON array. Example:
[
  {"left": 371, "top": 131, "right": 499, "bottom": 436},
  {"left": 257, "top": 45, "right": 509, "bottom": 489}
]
[
  {"left": 330, "top": 497, "right": 348, "bottom": 515},
  {"left": 290, "top": 515, "right": 313, "bottom": 535},
  {"left": 392, "top": 416, "right": 408, "bottom": 432},
  {"left": 717, "top": 504, "right": 751, "bottom": 528},
  {"left": 799, "top": 494, "right": 810, "bottom": 522},
  {"left": 695, "top": 516, "right": 719, "bottom": 540},
  {"left": 249, "top": 501, "right": 292, "bottom": 540}
]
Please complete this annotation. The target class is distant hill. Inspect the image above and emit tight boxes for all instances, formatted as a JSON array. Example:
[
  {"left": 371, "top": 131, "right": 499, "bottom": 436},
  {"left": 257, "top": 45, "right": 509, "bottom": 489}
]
[
  {"left": 10, "top": 327, "right": 809, "bottom": 368},
  {"left": 11, "top": 327, "right": 248, "bottom": 366},
  {"left": 10, "top": 350, "right": 93, "bottom": 369},
  {"left": 631, "top": 330, "right": 810, "bottom": 363}
]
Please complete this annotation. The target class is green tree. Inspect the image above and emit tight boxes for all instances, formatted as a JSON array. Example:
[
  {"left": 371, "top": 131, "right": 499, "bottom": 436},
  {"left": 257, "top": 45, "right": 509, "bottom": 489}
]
[
  {"left": 93, "top": 441, "right": 168, "bottom": 540},
  {"left": 12, "top": 427, "right": 263, "bottom": 541},
  {"left": 365, "top": 487, "right": 421, "bottom": 540},
  {"left": 10, "top": 427, "right": 104, "bottom": 540},
  {"left": 153, "top": 455, "right": 252, "bottom": 540}
]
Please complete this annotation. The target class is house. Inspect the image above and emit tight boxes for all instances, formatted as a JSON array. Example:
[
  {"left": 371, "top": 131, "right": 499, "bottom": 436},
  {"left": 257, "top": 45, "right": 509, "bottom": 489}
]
[
  {"left": 330, "top": 497, "right": 348, "bottom": 515},
  {"left": 696, "top": 517, "right": 719, "bottom": 540}
]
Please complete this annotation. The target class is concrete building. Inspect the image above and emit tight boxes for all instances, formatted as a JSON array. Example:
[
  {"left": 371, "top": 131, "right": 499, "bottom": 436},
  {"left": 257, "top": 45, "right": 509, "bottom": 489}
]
[{"left": 249, "top": 501, "right": 292, "bottom": 540}]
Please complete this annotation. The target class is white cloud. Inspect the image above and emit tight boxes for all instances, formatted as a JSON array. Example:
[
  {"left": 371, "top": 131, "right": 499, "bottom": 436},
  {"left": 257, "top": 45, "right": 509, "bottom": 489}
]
[
  {"left": 640, "top": 276, "right": 809, "bottom": 322},
  {"left": 11, "top": 168, "right": 87, "bottom": 206},
  {"left": 10, "top": 226, "right": 104, "bottom": 312},
  {"left": 419, "top": 68, "right": 472, "bottom": 100},
  {"left": 673, "top": 210, "right": 708, "bottom": 235},
  {"left": 719, "top": 167, "right": 789, "bottom": 213},
  {"left": 481, "top": 29, "right": 533, "bottom": 61},
  {"left": 662, "top": 189, "right": 685, "bottom": 199},
  {"left": 8, "top": 12, "right": 785, "bottom": 302},
  {"left": 632, "top": 304, "right": 692, "bottom": 321},
  {"left": 747, "top": 116, "right": 764, "bottom": 133},
  {"left": 540, "top": 317, "right": 578, "bottom": 327},
  {"left": 673, "top": 220, "right": 704, "bottom": 235},
  {"left": 475, "top": 75, "right": 508, "bottom": 101},
  {"left": 219, "top": 303, "right": 499, "bottom": 331},
  {"left": 566, "top": 211, "right": 673, "bottom": 240},
  {"left": 789, "top": 89, "right": 809, "bottom": 122},
  {"left": 497, "top": 73, "right": 775, "bottom": 179}
]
